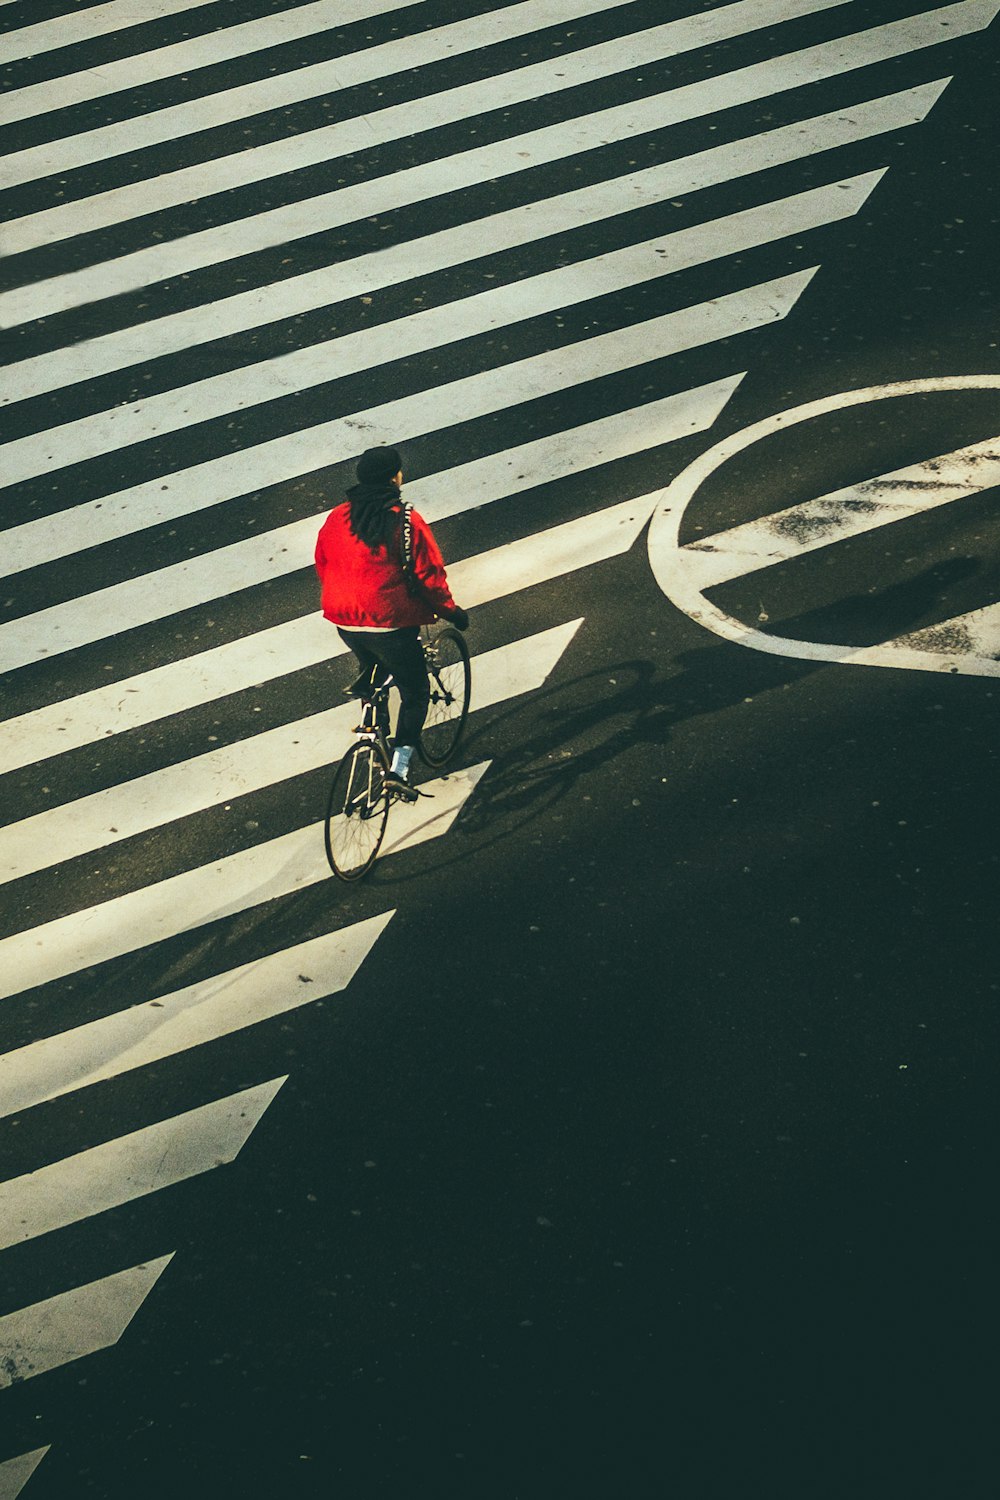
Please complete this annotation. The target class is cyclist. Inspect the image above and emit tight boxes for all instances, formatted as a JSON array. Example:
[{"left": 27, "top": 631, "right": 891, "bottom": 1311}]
[{"left": 315, "top": 445, "right": 470, "bottom": 801}]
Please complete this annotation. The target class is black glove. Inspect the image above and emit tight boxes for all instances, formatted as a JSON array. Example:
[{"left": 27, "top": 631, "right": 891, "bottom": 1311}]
[{"left": 445, "top": 605, "right": 470, "bottom": 631}]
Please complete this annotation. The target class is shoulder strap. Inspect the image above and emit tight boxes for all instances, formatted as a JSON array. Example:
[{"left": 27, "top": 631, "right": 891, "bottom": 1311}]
[{"left": 399, "top": 502, "right": 420, "bottom": 595}]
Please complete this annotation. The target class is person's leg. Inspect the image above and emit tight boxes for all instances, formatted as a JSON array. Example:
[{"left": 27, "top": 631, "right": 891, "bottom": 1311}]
[{"left": 370, "top": 628, "right": 429, "bottom": 781}]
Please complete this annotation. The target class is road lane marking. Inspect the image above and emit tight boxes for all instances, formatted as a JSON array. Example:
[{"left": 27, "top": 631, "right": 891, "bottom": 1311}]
[
  {"left": 0, "top": 1079, "right": 284, "bottom": 1249},
  {"left": 647, "top": 375, "right": 1000, "bottom": 677},
  {"left": 0, "top": 1448, "right": 49, "bottom": 1500},
  {"left": 3, "top": 183, "right": 865, "bottom": 487},
  {"left": 7, "top": 83, "right": 942, "bottom": 405},
  {"left": 0, "top": 767, "right": 482, "bottom": 1002},
  {"left": 0, "top": 0, "right": 222, "bottom": 63},
  {"left": 677, "top": 435, "right": 1000, "bottom": 591},
  {"left": 0, "top": 0, "right": 441, "bottom": 124},
  {"left": 0, "top": 620, "right": 582, "bottom": 995},
  {"left": 3, "top": 0, "right": 977, "bottom": 322},
  {"left": 0, "top": 1256, "right": 173, "bottom": 1388},
  {"left": 0, "top": 623, "right": 581, "bottom": 884},
  {"left": 0, "top": 0, "right": 708, "bottom": 170},
  {"left": 0, "top": 922, "right": 393, "bottom": 1117},
  {"left": 0, "top": 270, "right": 816, "bottom": 573},
  {"left": 1, "top": 0, "right": 850, "bottom": 249},
  {"left": 0, "top": 379, "right": 736, "bottom": 692}
]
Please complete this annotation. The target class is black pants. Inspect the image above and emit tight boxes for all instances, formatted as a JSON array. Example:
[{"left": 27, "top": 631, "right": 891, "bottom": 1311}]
[{"left": 338, "top": 627, "right": 430, "bottom": 747}]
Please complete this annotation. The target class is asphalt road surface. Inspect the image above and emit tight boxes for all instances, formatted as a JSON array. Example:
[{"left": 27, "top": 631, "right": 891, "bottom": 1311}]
[{"left": 1, "top": 1, "right": 998, "bottom": 1495}]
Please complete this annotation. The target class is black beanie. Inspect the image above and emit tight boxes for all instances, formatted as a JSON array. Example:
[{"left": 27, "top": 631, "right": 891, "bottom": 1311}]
[{"left": 356, "top": 446, "right": 402, "bottom": 485}]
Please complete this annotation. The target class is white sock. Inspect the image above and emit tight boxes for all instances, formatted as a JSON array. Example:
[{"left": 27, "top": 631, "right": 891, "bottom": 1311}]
[{"left": 390, "top": 745, "right": 414, "bottom": 779}]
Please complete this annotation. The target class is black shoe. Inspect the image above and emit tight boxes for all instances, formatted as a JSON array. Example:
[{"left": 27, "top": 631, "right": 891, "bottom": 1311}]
[{"left": 384, "top": 773, "right": 420, "bottom": 803}]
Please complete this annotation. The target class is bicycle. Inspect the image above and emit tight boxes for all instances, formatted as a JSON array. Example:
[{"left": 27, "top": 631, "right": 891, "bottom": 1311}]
[{"left": 324, "top": 623, "right": 472, "bottom": 880}]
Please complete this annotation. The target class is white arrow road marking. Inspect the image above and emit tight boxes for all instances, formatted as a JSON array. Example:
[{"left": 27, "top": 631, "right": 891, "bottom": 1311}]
[
  {"left": 0, "top": 0, "right": 690, "bottom": 167},
  {"left": 0, "top": 921, "right": 392, "bottom": 1118},
  {"left": 0, "top": 1256, "right": 173, "bottom": 1388},
  {"left": 647, "top": 375, "right": 1000, "bottom": 676},
  {"left": 0, "top": 1079, "right": 284, "bottom": 1250},
  {"left": 0, "top": 0, "right": 435, "bottom": 124},
  {"left": 1, "top": 0, "right": 849, "bottom": 254},
  {"left": 0, "top": 619, "right": 582, "bottom": 997},
  {"left": 0, "top": 375, "right": 736, "bottom": 687},
  {"left": 1, "top": 181, "right": 865, "bottom": 487},
  {"left": 3, "top": 0, "right": 969, "bottom": 323},
  {"left": 0, "top": 621, "right": 581, "bottom": 883},
  {"left": 7, "top": 79, "right": 939, "bottom": 405},
  {"left": 0, "top": 1448, "right": 49, "bottom": 1500},
  {"left": 1, "top": 269, "right": 813, "bottom": 575}
]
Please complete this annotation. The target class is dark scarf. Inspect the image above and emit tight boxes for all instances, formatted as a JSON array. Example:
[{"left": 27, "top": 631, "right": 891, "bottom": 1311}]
[{"left": 346, "top": 480, "right": 401, "bottom": 550}]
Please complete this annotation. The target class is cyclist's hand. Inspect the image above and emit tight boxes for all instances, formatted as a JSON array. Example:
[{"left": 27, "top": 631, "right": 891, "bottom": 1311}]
[{"left": 445, "top": 605, "right": 470, "bottom": 631}]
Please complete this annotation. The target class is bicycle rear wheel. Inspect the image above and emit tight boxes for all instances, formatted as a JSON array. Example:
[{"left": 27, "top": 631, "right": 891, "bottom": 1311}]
[
  {"left": 324, "top": 741, "right": 389, "bottom": 880},
  {"left": 419, "top": 625, "right": 471, "bottom": 767}
]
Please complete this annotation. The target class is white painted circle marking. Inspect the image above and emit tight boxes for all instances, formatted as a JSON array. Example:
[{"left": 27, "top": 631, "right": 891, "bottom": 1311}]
[{"left": 647, "top": 375, "right": 1000, "bottom": 677}]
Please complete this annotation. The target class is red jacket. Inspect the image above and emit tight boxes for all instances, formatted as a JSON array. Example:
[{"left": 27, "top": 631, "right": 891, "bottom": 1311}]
[{"left": 315, "top": 501, "right": 458, "bottom": 629}]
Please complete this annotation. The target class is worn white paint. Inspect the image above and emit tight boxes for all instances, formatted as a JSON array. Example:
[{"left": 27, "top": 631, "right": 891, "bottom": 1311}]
[
  {"left": 0, "top": 623, "right": 579, "bottom": 884},
  {"left": 647, "top": 376, "right": 1000, "bottom": 677},
  {"left": 0, "top": 1448, "right": 49, "bottom": 1500},
  {"left": 2, "top": 0, "right": 976, "bottom": 322},
  {"left": 0, "top": 922, "right": 392, "bottom": 1117},
  {"left": 1, "top": 0, "right": 852, "bottom": 246},
  {"left": 1, "top": 270, "right": 814, "bottom": 574},
  {"left": 0, "top": 1079, "right": 284, "bottom": 1249},
  {"left": 0, "top": 1257, "right": 173, "bottom": 1388},
  {"left": 8, "top": 83, "right": 941, "bottom": 404}
]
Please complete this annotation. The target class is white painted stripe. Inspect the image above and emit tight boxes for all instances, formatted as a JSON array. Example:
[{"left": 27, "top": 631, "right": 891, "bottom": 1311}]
[
  {"left": 0, "top": 620, "right": 586, "bottom": 883},
  {"left": 1, "top": 0, "right": 221, "bottom": 62},
  {"left": 0, "top": 620, "right": 581, "bottom": 999},
  {"left": 0, "top": 1079, "right": 284, "bottom": 1249},
  {"left": 0, "top": 923, "right": 392, "bottom": 1117},
  {"left": 0, "top": 767, "right": 484, "bottom": 1002},
  {"left": 2, "top": 0, "right": 974, "bottom": 323},
  {"left": 648, "top": 375, "right": 1000, "bottom": 679},
  {"left": 0, "top": 0, "right": 673, "bottom": 172},
  {"left": 0, "top": 0, "right": 601, "bottom": 125},
  {"left": 0, "top": 1256, "right": 173, "bottom": 1388},
  {"left": 679, "top": 436, "right": 1000, "bottom": 590},
  {"left": 0, "top": 268, "right": 819, "bottom": 574},
  {"left": 1, "top": 0, "right": 849, "bottom": 247},
  {"left": 8, "top": 83, "right": 941, "bottom": 406},
  {"left": 3, "top": 183, "right": 864, "bottom": 486},
  {"left": 0, "top": 378, "right": 736, "bottom": 695},
  {"left": 0, "top": 1449, "right": 49, "bottom": 1500}
]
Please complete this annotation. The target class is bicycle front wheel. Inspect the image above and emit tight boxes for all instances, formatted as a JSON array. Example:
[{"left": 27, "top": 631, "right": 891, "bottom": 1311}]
[
  {"left": 324, "top": 741, "right": 390, "bottom": 880},
  {"left": 419, "top": 625, "right": 471, "bottom": 767}
]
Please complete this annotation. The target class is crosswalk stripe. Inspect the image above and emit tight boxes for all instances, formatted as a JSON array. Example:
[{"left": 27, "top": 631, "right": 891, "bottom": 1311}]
[
  {"left": 679, "top": 436, "right": 1000, "bottom": 591},
  {"left": 0, "top": 621, "right": 581, "bottom": 996},
  {"left": 0, "top": 1256, "right": 173, "bottom": 1388},
  {"left": 0, "top": 923, "right": 393, "bottom": 1118},
  {"left": 0, "top": 0, "right": 461, "bottom": 124},
  {"left": 0, "top": 379, "right": 736, "bottom": 689},
  {"left": 0, "top": 620, "right": 582, "bottom": 885},
  {"left": 0, "top": 1449, "right": 49, "bottom": 1500},
  {"left": 1, "top": 268, "right": 819, "bottom": 574},
  {"left": 4, "top": 185, "right": 864, "bottom": 487},
  {"left": 0, "top": 0, "right": 219, "bottom": 63},
  {"left": 2, "top": 0, "right": 845, "bottom": 250},
  {"left": 0, "top": 765, "right": 487, "bottom": 1003},
  {"left": 4, "top": 81, "right": 946, "bottom": 407},
  {"left": 0, "top": 1079, "right": 284, "bottom": 1250},
  {"left": 0, "top": 0, "right": 676, "bottom": 178},
  {"left": 3, "top": 1, "right": 973, "bottom": 323}
]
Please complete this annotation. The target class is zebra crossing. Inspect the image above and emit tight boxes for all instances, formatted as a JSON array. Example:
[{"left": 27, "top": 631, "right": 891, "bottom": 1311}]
[{"left": 1, "top": 0, "right": 996, "bottom": 1489}]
